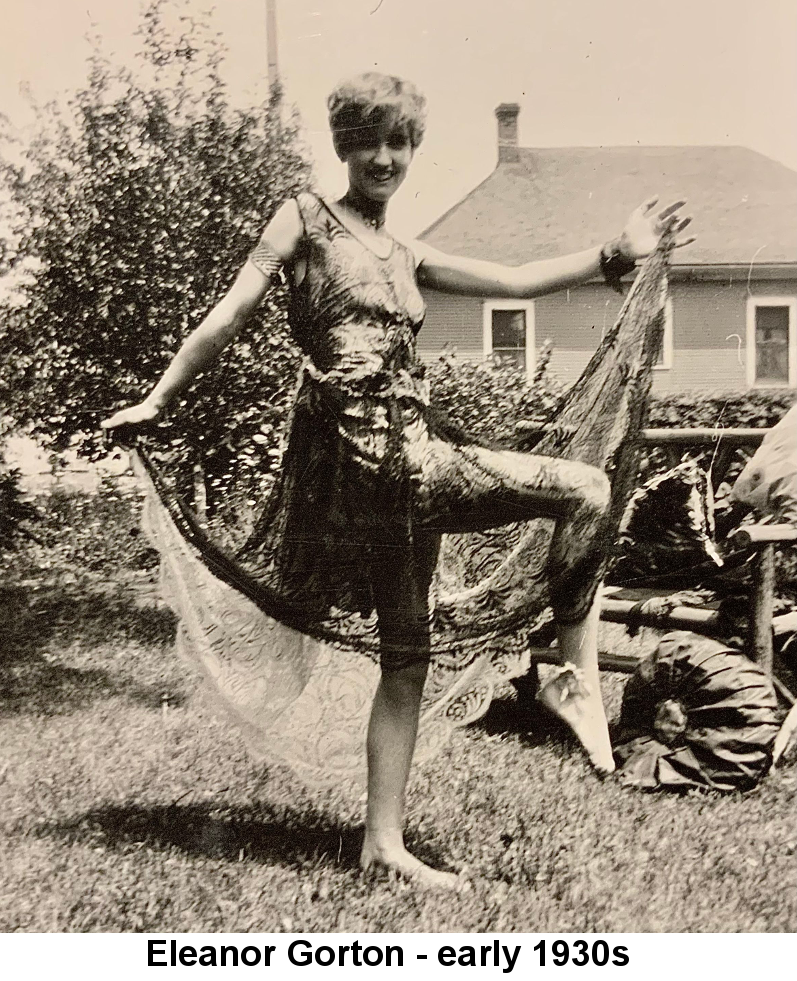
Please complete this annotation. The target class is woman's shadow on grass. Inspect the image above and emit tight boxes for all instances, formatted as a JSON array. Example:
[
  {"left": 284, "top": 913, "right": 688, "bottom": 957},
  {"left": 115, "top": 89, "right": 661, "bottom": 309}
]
[
  {"left": 472, "top": 671, "right": 565, "bottom": 749},
  {"left": 32, "top": 799, "right": 369, "bottom": 874},
  {"left": 0, "top": 584, "right": 182, "bottom": 716}
]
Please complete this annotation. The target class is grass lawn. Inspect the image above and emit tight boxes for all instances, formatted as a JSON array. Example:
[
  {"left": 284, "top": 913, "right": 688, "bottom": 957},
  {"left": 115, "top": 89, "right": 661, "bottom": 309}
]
[{"left": 1, "top": 488, "right": 795, "bottom": 933}]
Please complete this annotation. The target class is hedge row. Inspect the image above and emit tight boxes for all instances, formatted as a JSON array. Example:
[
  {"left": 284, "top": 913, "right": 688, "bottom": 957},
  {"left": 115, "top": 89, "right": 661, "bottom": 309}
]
[
  {"left": 427, "top": 350, "right": 795, "bottom": 441},
  {"left": 426, "top": 345, "right": 566, "bottom": 446},
  {"left": 647, "top": 389, "right": 795, "bottom": 430}
]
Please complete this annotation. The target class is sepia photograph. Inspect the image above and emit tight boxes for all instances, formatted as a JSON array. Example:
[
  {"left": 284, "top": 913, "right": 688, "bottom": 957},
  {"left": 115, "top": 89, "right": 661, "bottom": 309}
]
[{"left": 1, "top": 0, "right": 795, "bottom": 943}]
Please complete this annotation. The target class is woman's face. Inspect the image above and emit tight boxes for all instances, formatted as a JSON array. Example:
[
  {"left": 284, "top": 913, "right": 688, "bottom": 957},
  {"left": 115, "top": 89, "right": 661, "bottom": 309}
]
[{"left": 344, "top": 122, "right": 414, "bottom": 203}]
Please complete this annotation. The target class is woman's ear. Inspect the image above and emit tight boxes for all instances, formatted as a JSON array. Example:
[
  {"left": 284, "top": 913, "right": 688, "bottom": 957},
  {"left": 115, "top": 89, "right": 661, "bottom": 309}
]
[{"left": 331, "top": 132, "right": 348, "bottom": 163}]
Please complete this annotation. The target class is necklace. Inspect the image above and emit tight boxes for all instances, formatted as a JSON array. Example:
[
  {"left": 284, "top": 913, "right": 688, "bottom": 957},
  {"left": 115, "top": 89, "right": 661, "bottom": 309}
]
[{"left": 341, "top": 192, "right": 386, "bottom": 231}]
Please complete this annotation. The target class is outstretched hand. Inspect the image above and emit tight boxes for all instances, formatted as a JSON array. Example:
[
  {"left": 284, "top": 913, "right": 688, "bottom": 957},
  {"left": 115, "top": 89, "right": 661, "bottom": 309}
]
[
  {"left": 100, "top": 401, "right": 161, "bottom": 445},
  {"left": 618, "top": 197, "right": 695, "bottom": 260}
]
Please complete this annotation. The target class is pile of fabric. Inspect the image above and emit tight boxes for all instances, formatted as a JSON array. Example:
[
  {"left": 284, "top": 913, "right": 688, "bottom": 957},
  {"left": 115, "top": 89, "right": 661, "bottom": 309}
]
[
  {"left": 612, "top": 459, "right": 722, "bottom": 583},
  {"left": 614, "top": 631, "right": 781, "bottom": 791}
]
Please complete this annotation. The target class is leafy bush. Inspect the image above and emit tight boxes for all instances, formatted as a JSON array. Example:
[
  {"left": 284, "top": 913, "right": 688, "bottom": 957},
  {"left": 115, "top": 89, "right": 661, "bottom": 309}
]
[
  {"left": 648, "top": 389, "right": 795, "bottom": 430},
  {"left": 426, "top": 359, "right": 796, "bottom": 452},
  {"left": 0, "top": 0, "right": 311, "bottom": 515},
  {"left": 426, "top": 342, "right": 566, "bottom": 445},
  {"left": 3, "top": 481, "right": 157, "bottom": 584},
  {"left": 0, "top": 460, "right": 38, "bottom": 555},
  {"left": 644, "top": 389, "right": 795, "bottom": 490}
]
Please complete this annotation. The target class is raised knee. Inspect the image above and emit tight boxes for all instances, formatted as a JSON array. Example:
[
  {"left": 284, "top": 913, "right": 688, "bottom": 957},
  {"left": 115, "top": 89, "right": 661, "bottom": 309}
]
[{"left": 582, "top": 467, "right": 611, "bottom": 518}]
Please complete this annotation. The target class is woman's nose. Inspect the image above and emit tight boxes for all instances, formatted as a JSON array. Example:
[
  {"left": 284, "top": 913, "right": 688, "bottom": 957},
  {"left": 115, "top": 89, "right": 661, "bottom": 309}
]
[{"left": 372, "top": 143, "right": 391, "bottom": 166}]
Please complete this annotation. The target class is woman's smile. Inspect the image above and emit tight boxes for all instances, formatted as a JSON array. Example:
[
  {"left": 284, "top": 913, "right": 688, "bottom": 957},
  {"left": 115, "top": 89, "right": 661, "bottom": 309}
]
[{"left": 346, "top": 125, "right": 413, "bottom": 202}]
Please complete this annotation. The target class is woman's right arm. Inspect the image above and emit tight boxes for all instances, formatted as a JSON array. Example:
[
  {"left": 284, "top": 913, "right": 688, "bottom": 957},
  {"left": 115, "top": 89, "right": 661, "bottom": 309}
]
[{"left": 102, "top": 199, "right": 303, "bottom": 433}]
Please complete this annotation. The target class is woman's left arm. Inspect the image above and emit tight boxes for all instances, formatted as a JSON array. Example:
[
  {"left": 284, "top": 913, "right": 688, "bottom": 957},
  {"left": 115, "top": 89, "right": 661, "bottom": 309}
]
[{"left": 414, "top": 197, "right": 693, "bottom": 299}]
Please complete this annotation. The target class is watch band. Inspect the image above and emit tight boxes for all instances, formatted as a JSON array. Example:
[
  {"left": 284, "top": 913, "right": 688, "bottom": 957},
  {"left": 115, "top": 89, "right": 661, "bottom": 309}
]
[{"left": 599, "top": 239, "right": 637, "bottom": 294}]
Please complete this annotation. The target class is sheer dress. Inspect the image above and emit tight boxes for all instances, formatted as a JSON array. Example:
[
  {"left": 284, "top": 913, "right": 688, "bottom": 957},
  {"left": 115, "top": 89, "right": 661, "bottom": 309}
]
[{"left": 135, "top": 192, "right": 672, "bottom": 786}]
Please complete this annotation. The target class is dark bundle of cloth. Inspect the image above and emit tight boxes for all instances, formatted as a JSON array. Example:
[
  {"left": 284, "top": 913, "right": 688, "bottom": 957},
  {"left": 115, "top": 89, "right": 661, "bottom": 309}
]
[
  {"left": 610, "top": 459, "right": 722, "bottom": 584},
  {"left": 614, "top": 631, "right": 781, "bottom": 791}
]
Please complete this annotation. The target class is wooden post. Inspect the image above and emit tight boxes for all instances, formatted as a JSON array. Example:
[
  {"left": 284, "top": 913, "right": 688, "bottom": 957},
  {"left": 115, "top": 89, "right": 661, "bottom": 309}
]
[
  {"left": 266, "top": 0, "right": 279, "bottom": 89},
  {"left": 748, "top": 543, "right": 775, "bottom": 674},
  {"left": 600, "top": 597, "right": 724, "bottom": 634},
  {"left": 639, "top": 428, "right": 769, "bottom": 446}
]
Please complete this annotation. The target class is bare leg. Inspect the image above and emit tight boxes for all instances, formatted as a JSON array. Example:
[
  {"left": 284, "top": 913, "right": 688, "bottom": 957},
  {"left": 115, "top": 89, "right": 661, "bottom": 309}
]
[
  {"left": 418, "top": 443, "right": 615, "bottom": 772},
  {"left": 361, "top": 536, "right": 466, "bottom": 890},
  {"left": 537, "top": 587, "right": 615, "bottom": 774},
  {"left": 360, "top": 661, "right": 463, "bottom": 889}
]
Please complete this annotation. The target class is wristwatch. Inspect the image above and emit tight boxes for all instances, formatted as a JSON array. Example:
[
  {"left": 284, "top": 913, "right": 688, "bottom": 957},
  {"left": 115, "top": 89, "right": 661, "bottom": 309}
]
[{"left": 599, "top": 239, "right": 637, "bottom": 294}]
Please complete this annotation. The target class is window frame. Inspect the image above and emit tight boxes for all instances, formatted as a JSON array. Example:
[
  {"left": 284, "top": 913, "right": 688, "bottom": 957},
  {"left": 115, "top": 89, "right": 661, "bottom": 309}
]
[
  {"left": 482, "top": 299, "right": 535, "bottom": 377},
  {"left": 746, "top": 296, "right": 797, "bottom": 388}
]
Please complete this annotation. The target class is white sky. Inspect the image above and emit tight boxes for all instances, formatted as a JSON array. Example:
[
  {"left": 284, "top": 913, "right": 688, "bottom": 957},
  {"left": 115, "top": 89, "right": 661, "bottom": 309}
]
[{"left": 1, "top": 0, "right": 796, "bottom": 239}]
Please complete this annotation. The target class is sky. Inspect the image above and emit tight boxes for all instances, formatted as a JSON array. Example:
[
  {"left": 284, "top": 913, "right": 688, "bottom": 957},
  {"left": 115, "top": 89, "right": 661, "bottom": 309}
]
[{"left": 1, "top": 0, "right": 796, "bottom": 239}]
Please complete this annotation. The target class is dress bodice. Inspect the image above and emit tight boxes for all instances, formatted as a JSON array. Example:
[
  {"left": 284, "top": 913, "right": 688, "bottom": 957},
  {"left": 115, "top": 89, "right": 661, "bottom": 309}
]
[{"left": 288, "top": 193, "right": 426, "bottom": 391}]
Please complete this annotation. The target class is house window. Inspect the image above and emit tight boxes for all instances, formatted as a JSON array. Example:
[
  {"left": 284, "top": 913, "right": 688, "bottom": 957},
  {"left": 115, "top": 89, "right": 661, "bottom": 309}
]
[
  {"left": 653, "top": 297, "right": 674, "bottom": 370},
  {"left": 746, "top": 298, "right": 796, "bottom": 387},
  {"left": 483, "top": 300, "right": 535, "bottom": 376}
]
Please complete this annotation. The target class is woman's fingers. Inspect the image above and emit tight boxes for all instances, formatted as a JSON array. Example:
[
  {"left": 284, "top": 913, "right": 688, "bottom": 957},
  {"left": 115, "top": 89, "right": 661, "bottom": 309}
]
[
  {"left": 100, "top": 404, "right": 158, "bottom": 432},
  {"left": 102, "top": 417, "right": 153, "bottom": 449},
  {"left": 662, "top": 214, "right": 692, "bottom": 233},
  {"left": 664, "top": 215, "right": 695, "bottom": 248},
  {"left": 101, "top": 411, "right": 135, "bottom": 430},
  {"left": 624, "top": 197, "right": 695, "bottom": 257},
  {"left": 657, "top": 200, "right": 686, "bottom": 220},
  {"left": 637, "top": 197, "right": 688, "bottom": 220},
  {"left": 103, "top": 427, "right": 124, "bottom": 450}
]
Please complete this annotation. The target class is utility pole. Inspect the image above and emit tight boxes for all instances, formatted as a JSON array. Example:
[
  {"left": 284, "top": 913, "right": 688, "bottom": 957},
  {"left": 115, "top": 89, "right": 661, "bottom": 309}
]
[{"left": 266, "top": 0, "right": 279, "bottom": 89}]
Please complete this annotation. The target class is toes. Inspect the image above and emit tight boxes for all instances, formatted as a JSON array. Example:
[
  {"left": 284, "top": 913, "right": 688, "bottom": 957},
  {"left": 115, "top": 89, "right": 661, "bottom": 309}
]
[
  {"left": 536, "top": 675, "right": 614, "bottom": 774},
  {"left": 360, "top": 852, "right": 466, "bottom": 892}
]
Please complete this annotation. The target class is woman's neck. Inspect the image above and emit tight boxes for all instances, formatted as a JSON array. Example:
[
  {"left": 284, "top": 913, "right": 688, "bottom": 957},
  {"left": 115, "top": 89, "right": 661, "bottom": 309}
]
[{"left": 341, "top": 188, "right": 388, "bottom": 230}]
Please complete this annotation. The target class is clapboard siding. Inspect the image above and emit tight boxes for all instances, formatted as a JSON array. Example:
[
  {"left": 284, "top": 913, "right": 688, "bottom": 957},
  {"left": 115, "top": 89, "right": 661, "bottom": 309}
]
[
  {"left": 418, "top": 277, "right": 797, "bottom": 391},
  {"left": 417, "top": 290, "right": 482, "bottom": 355}
]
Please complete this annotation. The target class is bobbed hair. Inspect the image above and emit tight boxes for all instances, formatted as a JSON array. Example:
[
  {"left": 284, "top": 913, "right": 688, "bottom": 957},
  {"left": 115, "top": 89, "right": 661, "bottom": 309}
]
[{"left": 327, "top": 72, "right": 427, "bottom": 160}]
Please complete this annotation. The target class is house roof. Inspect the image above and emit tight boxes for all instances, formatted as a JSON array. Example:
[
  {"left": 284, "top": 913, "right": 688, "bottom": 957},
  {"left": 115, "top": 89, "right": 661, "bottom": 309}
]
[{"left": 418, "top": 146, "right": 797, "bottom": 267}]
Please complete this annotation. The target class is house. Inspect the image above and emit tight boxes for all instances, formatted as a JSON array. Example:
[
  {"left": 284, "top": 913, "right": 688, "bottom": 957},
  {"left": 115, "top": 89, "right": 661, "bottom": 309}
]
[{"left": 416, "top": 103, "right": 797, "bottom": 392}]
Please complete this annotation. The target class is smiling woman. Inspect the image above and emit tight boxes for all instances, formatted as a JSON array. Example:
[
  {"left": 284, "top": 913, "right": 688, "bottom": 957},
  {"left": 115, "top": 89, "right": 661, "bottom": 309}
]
[
  {"left": 102, "top": 70, "right": 691, "bottom": 892},
  {"left": 325, "top": 73, "right": 424, "bottom": 240}
]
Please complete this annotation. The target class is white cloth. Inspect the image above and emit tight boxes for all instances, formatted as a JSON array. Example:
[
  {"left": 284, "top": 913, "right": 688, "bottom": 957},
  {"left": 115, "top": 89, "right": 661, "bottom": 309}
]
[{"left": 731, "top": 405, "right": 797, "bottom": 523}]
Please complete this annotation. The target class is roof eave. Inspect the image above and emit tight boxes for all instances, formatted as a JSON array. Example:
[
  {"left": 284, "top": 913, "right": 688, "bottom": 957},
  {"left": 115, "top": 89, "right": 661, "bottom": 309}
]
[
  {"left": 668, "top": 262, "right": 797, "bottom": 281},
  {"left": 582, "top": 262, "right": 796, "bottom": 288}
]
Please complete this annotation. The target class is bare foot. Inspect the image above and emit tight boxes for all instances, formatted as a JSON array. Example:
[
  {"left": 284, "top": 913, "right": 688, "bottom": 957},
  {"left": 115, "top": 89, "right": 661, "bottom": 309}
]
[
  {"left": 537, "top": 665, "right": 616, "bottom": 775},
  {"left": 360, "top": 838, "right": 469, "bottom": 892}
]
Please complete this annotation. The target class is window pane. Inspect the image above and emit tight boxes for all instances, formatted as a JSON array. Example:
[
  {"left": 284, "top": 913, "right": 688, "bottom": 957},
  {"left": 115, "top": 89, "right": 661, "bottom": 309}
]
[
  {"left": 755, "top": 306, "right": 790, "bottom": 384},
  {"left": 492, "top": 348, "right": 526, "bottom": 369},
  {"left": 492, "top": 309, "right": 526, "bottom": 349}
]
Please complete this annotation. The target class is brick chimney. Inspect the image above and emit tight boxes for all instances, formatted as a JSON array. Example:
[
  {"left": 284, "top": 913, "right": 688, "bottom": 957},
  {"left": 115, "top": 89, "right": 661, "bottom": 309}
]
[{"left": 495, "top": 102, "right": 520, "bottom": 164}]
